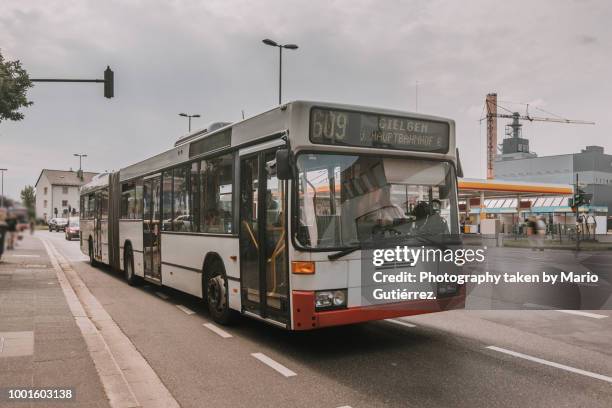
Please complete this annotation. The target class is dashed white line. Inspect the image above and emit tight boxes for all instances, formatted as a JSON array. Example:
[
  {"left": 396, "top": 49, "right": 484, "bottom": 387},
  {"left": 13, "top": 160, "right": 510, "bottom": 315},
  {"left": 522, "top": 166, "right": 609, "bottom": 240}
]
[
  {"left": 155, "top": 291, "right": 169, "bottom": 300},
  {"left": 11, "top": 254, "right": 41, "bottom": 258},
  {"left": 251, "top": 352, "right": 297, "bottom": 377},
  {"left": 486, "top": 346, "right": 612, "bottom": 384},
  {"left": 203, "top": 323, "right": 232, "bottom": 338},
  {"left": 386, "top": 319, "right": 417, "bottom": 328},
  {"left": 556, "top": 310, "right": 608, "bottom": 319},
  {"left": 175, "top": 305, "right": 195, "bottom": 315}
]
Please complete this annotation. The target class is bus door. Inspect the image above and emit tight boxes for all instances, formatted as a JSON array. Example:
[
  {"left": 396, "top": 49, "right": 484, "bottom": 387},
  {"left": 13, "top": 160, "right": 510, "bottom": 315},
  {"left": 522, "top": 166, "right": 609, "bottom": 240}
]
[
  {"left": 94, "top": 191, "right": 103, "bottom": 261},
  {"left": 143, "top": 175, "right": 162, "bottom": 282},
  {"left": 239, "top": 149, "right": 289, "bottom": 324}
]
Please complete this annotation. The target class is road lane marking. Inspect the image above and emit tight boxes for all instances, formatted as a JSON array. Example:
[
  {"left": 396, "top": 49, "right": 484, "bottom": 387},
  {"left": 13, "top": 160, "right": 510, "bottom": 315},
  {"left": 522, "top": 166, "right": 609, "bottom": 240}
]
[
  {"left": 155, "top": 291, "right": 170, "bottom": 300},
  {"left": 42, "top": 238, "right": 180, "bottom": 408},
  {"left": 203, "top": 323, "right": 232, "bottom": 338},
  {"left": 556, "top": 310, "right": 608, "bottom": 319},
  {"left": 486, "top": 346, "right": 612, "bottom": 384},
  {"left": 175, "top": 304, "right": 195, "bottom": 315},
  {"left": 251, "top": 353, "right": 297, "bottom": 377},
  {"left": 41, "top": 239, "right": 140, "bottom": 407},
  {"left": 524, "top": 303, "right": 608, "bottom": 319},
  {"left": 386, "top": 319, "right": 417, "bottom": 328},
  {"left": 11, "top": 254, "right": 40, "bottom": 258}
]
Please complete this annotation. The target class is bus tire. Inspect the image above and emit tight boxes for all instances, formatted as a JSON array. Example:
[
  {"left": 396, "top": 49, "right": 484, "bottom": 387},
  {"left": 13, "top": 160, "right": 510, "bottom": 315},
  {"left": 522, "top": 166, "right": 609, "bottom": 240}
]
[
  {"left": 88, "top": 238, "right": 98, "bottom": 267},
  {"left": 124, "top": 246, "right": 141, "bottom": 286},
  {"left": 204, "top": 259, "right": 235, "bottom": 325}
]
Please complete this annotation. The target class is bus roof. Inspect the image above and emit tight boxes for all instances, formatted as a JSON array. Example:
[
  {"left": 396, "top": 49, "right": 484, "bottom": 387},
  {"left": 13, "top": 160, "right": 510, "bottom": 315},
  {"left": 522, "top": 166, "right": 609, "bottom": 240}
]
[{"left": 81, "top": 100, "right": 455, "bottom": 187}]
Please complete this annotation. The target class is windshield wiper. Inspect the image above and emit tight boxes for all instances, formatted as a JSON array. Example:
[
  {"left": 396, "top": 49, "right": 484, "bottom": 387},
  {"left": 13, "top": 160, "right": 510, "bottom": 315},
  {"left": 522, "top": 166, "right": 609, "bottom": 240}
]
[
  {"left": 328, "top": 245, "right": 361, "bottom": 261},
  {"left": 408, "top": 233, "right": 461, "bottom": 249}
]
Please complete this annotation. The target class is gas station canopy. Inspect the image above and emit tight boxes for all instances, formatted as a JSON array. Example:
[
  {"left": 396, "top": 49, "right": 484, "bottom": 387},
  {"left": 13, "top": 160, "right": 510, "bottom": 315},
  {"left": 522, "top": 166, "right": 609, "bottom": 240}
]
[{"left": 458, "top": 178, "right": 573, "bottom": 199}]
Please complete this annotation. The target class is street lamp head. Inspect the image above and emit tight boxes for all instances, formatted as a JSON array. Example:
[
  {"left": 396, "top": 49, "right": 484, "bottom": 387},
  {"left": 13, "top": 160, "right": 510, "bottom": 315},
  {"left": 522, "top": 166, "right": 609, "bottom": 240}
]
[
  {"left": 262, "top": 38, "right": 278, "bottom": 47},
  {"left": 283, "top": 44, "right": 298, "bottom": 50},
  {"left": 179, "top": 113, "right": 188, "bottom": 117},
  {"left": 192, "top": 114, "right": 201, "bottom": 118}
]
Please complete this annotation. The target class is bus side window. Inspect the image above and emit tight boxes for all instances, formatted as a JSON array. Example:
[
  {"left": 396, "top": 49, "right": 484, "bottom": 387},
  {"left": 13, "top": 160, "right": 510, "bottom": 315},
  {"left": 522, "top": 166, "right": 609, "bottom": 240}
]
[{"left": 201, "top": 153, "right": 234, "bottom": 234}]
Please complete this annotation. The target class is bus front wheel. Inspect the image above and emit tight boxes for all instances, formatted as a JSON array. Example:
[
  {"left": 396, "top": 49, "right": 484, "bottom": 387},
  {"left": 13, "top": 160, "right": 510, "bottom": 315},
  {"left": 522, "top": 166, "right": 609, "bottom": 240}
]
[{"left": 205, "top": 260, "right": 234, "bottom": 325}]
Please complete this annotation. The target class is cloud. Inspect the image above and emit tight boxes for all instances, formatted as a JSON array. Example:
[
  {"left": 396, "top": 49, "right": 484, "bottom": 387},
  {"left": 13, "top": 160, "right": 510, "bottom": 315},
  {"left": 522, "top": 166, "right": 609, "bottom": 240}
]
[
  {"left": 577, "top": 34, "right": 598, "bottom": 44},
  {"left": 0, "top": 0, "right": 611, "bottom": 199}
]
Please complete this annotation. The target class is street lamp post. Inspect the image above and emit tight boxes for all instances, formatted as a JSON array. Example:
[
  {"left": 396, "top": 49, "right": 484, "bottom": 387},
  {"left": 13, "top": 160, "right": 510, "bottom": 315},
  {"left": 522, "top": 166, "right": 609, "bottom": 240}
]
[
  {"left": 73, "top": 153, "right": 87, "bottom": 181},
  {"left": 73, "top": 153, "right": 87, "bottom": 172},
  {"left": 262, "top": 38, "right": 299, "bottom": 105},
  {"left": 0, "top": 168, "right": 6, "bottom": 208},
  {"left": 179, "top": 113, "right": 201, "bottom": 132}
]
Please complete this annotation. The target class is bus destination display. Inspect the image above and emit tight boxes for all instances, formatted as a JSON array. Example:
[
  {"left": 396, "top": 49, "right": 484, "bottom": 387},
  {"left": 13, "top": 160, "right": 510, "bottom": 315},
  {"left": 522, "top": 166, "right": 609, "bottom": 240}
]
[{"left": 310, "top": 108, "right": 450, "bottom": 153}]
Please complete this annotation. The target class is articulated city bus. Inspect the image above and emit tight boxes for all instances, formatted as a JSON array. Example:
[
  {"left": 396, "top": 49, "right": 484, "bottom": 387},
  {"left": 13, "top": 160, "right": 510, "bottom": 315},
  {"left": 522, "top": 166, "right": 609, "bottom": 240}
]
[{"left": 80, "top": 101, "right": 464, "bottom": 330}]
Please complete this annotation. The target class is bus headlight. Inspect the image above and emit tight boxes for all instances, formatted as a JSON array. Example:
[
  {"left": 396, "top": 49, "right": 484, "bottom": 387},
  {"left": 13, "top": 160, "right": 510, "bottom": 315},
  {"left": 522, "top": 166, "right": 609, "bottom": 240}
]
[{"left": 315, "top": 289, "right": 347, "bottom": 310}]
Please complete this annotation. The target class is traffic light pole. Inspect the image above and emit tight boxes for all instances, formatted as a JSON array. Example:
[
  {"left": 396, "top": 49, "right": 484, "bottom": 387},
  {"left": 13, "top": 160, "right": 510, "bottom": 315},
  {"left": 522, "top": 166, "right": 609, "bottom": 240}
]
[
  {"left": 31, "top": 66, "right": 114, "bottom": 98},
  {"left": 575, "top": 174, "right": 580, "bottom": 251}
]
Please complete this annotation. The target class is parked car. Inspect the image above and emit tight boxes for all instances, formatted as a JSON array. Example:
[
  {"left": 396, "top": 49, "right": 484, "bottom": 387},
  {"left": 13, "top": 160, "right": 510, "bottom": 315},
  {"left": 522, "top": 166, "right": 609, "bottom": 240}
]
[
  {"left": 48, "top": 218, "right": 58, "bottom": 231},
  {"left": 65, "top": 219, "right": 80, "bottom": 240},
  {"left": 49, "top": 217, "right": 68, "bottom": 232}
]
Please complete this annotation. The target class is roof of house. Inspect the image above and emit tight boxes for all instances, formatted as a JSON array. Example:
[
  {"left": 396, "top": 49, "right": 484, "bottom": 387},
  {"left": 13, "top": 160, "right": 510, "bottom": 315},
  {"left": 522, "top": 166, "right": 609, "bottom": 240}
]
[{"left": 35, "top": 169, "right": 98, "bottom": 188}]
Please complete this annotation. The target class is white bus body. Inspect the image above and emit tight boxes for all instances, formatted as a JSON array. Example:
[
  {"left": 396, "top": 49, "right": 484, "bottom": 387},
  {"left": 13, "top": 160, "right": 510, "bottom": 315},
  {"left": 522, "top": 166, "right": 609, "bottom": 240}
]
[{"left": 80, "top": 101, "right": 464, "bottom": 330}]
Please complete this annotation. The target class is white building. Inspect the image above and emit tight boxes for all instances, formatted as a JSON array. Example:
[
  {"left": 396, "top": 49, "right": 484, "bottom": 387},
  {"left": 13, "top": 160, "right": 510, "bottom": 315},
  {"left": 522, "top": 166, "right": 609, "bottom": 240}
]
[{"left": 35, "top": 169, "right": 97, "bottom": 221}]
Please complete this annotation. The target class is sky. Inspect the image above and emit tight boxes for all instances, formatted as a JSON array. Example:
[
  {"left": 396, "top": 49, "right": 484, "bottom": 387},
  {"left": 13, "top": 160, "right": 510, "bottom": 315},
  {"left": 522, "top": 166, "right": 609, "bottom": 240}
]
[{"left": 1, "top": 0, "right": 610, "bottom": 202}]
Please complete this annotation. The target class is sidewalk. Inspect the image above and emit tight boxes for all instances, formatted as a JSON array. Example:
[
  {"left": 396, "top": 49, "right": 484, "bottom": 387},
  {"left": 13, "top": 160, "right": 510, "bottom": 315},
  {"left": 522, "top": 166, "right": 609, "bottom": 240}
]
[{"left": 0, "top": 234, "right": 111, "bottom": 407}]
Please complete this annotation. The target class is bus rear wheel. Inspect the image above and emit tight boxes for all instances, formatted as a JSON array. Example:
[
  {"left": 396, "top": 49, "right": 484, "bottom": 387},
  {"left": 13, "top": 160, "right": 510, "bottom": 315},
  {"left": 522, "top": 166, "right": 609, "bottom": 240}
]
[
  {"left": 124, "top": 247, "right": 141, "bottom": 286},
  {"left": 89, "top": 239, "right": 98, "bottom": 267},
  {"left": 205, "top": 260, "right": 234, "bottom": 325}
]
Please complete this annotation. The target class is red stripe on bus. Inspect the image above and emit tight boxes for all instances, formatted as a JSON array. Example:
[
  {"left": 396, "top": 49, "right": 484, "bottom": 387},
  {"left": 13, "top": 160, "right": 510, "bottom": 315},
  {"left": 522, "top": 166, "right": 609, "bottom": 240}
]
[{"left": 292, "top": 290, "right": 465, "bottom": 331}]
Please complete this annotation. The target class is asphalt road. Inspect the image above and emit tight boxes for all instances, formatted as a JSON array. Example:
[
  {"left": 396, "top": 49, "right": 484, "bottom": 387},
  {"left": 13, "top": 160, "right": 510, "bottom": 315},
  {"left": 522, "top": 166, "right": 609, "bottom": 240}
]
[{"left": 41, "top": 230, "right": 612, "bottom": 408}]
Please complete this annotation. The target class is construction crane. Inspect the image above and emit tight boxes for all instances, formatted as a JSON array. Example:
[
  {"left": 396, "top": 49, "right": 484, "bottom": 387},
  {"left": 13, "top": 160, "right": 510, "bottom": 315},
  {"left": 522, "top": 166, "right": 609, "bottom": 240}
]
[{"left": 484, "top": 93, "right": 595, "bottom": 179}]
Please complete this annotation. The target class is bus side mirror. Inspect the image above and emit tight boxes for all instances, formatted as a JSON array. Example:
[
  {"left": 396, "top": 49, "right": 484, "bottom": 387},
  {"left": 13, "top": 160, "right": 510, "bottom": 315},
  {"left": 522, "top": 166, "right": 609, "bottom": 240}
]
[
  {"left": 456, "top": 148, "right": 464, "bottom": 178},
  {"left": 276, "top": 149, "right": 294, "bottom": 180}
]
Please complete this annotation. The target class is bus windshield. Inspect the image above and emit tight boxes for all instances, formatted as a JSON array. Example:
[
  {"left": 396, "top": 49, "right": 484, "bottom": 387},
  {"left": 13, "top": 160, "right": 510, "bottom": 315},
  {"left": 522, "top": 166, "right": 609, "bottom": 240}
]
[{"left": 296, "top": 153, "right": 458, "bottom": 249}]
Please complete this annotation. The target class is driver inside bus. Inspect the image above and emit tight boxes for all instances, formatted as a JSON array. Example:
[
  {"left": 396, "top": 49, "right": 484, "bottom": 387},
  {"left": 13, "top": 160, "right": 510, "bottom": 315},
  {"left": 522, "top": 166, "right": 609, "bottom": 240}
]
[{"left": 412, "top": 199, "right": 449, "bottom": 235}]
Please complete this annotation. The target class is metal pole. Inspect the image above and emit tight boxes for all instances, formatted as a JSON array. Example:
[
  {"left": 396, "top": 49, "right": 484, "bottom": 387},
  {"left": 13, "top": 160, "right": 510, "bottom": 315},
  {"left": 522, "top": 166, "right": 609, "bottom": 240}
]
[
  {"left": 1, "top": 169, "right": 4, "bottom": 208},
  {"left": 188, "top": 116, "right": 192, "bottom": 132},
  {"left": 415, "top": 81, "right": 419, "bottom": 112},
  {"left": 30, "top": 78, "right": 104, "bottom": 83},
  {"left": 279, "top": 46, "right": 283, "bottom": 105}
]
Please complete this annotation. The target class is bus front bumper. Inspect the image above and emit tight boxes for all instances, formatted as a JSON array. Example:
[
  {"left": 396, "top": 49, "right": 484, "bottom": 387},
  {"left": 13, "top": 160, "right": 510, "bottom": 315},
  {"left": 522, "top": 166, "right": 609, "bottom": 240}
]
[{"left": 291, "top": 289, "right": 465, "bottom": 330}]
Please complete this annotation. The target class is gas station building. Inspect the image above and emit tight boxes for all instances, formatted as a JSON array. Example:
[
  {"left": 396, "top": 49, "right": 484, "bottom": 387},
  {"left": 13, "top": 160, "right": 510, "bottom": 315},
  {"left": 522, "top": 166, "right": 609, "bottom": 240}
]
[{"left": 457, "top": 178, "right": 609, "bottom": 235}]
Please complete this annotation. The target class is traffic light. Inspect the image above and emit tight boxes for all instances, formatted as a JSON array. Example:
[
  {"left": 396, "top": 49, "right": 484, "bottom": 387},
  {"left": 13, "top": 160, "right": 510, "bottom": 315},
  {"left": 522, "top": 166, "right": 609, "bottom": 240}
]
[
  {"left": 104, "top": 66, "right": 114, "bottom": 98},
  {"left": 570, "top": 189, "right": 592, "bottom": 212}
]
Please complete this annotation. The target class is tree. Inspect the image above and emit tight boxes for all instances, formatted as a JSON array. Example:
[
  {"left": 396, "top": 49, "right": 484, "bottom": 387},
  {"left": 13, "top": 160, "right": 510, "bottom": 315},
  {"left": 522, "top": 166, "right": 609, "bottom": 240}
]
[
  {"left": 0, "top": 49, "right": 33, "bottom": 122},
  {"left": 20, "top": 185, "right": 36, "bottom": 219},
  {"left": 0, "top": 195, "right": 14, "bottom": 208}
]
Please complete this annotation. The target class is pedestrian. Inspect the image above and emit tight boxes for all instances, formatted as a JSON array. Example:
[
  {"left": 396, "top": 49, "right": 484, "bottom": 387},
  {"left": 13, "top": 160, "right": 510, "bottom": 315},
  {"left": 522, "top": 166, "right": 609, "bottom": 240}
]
[
  {"left": 535, "top": 215, "right": 546, "bottom": 251},
  {"left": 30, "top": 218, "right": 35, "bottom": 235},
  {"left": 6, "top": 213, "right": 17, "bottom": 250},
  {"left": 527, "top": 216, "right": 537, "bottom": 250},
  {"left": 0, "top": 210, "right": 7, "bottom": 262}
]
